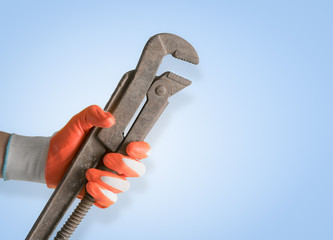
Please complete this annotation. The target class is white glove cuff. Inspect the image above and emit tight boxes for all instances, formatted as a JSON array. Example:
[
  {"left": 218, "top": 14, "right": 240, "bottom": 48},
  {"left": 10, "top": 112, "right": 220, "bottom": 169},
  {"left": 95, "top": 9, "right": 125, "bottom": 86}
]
[{"left": 2, "top": 134, "right": 51, "bottom": 183}]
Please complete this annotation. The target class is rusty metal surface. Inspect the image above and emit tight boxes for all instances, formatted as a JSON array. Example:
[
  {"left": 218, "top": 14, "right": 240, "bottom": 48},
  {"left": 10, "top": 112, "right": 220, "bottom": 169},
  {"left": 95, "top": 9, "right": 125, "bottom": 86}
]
[{"left": 26, "top": 33, "right": 199, "bottom": 240}]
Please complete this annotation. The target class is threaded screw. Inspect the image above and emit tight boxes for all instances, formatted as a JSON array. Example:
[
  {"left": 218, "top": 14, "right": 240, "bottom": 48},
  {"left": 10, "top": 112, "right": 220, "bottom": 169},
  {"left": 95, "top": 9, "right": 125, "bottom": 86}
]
[{"left": 54, "top": 194, "right": 95, "bottom": 240}]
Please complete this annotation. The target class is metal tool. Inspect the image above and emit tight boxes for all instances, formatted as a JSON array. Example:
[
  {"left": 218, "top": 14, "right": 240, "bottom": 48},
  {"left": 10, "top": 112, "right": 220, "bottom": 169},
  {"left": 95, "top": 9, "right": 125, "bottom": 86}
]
[{"left": 26, "top": 33, "right": 199, "bottom": 240}]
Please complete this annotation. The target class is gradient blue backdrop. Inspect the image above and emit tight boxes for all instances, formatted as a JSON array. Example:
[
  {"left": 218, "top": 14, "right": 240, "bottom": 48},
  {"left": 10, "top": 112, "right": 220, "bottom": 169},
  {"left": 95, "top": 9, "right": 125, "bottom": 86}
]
[{"left": 0, "top": 1, "right": 332, "bottom": 239}]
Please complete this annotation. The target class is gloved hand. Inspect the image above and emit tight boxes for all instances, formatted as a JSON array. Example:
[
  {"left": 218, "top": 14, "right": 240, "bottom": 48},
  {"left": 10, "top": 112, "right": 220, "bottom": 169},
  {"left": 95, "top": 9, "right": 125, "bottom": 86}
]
[
  {"left": 45, "top": 105, "right": 151, "bottom": 208},
  {"left": 85, "top": 141, "right": 150, "bottom": 208}
]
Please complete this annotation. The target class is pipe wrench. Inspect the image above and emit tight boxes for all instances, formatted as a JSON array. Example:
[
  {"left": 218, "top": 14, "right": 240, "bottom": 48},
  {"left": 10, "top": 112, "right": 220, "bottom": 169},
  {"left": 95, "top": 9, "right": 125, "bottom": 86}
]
[{"left": 26, "top": 33, "right": 199, "bottom": 240}]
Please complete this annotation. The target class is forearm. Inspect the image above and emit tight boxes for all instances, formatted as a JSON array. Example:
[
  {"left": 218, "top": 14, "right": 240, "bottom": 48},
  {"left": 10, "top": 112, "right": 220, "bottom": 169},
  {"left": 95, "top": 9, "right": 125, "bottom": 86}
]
[{"left": 0, "top": 131, "right": 10, "bottom": 178}]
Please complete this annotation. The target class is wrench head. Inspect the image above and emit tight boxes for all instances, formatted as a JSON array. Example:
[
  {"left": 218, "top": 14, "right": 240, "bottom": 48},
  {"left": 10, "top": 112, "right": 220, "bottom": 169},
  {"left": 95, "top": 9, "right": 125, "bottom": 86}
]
[
  {"left": 136, "top": 33, "right": 199, "bottom": 75},
  {"left": 154, "top": 33, "right": 199, "bottom": 65}
]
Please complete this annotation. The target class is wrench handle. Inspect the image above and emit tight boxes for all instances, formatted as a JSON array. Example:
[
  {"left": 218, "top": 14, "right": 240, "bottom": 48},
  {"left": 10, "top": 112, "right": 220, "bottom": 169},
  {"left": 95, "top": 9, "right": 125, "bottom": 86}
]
[{"left": 53, "top": 79, "right": 170, "bottom": 239}]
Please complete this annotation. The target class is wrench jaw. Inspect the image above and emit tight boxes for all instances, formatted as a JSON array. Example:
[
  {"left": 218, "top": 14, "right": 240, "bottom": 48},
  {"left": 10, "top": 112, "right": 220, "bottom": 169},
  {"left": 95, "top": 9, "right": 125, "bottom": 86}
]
[
  {"left": 157, "top": 33, "right": 199, "bottom": 65},
  {"left": 156, "top": 72, "right": 192, "bottom": 96},
  {"left": 136, "top": 33, "right": 199, "bottom": 75}
]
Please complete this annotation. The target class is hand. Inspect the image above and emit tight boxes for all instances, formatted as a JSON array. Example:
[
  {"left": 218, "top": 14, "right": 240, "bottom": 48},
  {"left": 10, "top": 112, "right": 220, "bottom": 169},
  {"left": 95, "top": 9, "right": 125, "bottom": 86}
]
[
  {"left": 45, "top": 105, "right": 115, "bottom": 188},
  {"left": 45, "top": 105, "right": 150, "bottom": 208},
  {"left": 85, "top": 141, "right": 150, "bottom": 208}
]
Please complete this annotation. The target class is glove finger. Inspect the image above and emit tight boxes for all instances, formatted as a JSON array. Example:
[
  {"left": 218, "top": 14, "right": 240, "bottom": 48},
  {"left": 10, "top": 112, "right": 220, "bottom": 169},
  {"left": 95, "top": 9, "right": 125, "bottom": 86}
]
[
  {"left": 86, "top": 168, "right": 130, "bottom": 193},
  {"left": 79, "top": 105, "right": 115, "bottom": 131},
  {"left": 126, "top": 141, "right": 151, "bottom": 160},
  {"left": 104, "top": 153, "right": 146, "bottom": 177},
  {"left": 86, "top": 182, "right": 117, "bottom": 208}
]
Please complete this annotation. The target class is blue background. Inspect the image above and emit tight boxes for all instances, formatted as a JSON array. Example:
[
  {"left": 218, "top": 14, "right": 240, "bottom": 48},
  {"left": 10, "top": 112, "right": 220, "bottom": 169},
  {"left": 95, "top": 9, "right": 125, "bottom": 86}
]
[{"left": 0, "top": 1, "right": 332, "bottom": 239}]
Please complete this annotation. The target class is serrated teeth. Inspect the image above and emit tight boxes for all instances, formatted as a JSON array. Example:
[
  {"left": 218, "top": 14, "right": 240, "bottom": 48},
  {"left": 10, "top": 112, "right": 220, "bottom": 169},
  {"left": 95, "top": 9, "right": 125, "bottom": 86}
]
[
  {"left": 167, "top": 72, "right": 191, "bottom": 87},
  {"left": 160, "top": 71, "right": 192, "bottom": 96},
  {"left": 174, "top": 56, "right": 197, "bottom": 64},
  {"left": 173, "top": 50, "right": 199, "bottom": 65}
]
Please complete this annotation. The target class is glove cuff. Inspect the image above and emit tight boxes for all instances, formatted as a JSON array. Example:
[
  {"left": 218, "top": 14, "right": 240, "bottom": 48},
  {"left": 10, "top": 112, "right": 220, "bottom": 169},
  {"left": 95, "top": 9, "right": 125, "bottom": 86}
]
[{"left": 3, "top": 134, "right": 51, "bottom": 183}]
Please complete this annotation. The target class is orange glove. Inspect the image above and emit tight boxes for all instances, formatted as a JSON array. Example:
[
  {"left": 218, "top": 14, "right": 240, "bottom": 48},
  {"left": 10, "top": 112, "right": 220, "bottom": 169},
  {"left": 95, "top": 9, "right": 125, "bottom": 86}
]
[
  {"left": 86, "top": 142, "right": 150, "bottom": 208},
  {"left": 45, "top": 105, "right": 151, "bottom": 208}
]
